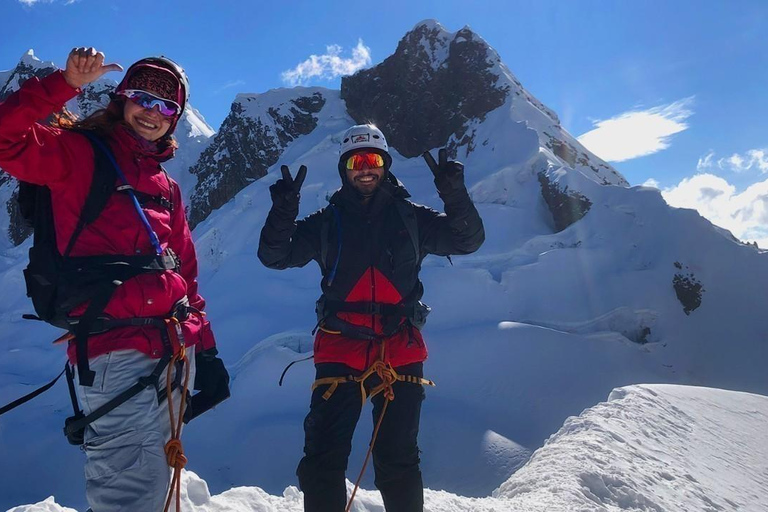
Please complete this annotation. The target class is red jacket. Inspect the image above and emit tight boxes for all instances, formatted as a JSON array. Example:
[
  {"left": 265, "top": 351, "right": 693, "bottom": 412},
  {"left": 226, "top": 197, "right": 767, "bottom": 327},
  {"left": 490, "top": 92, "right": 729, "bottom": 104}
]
[{"left": 0, "top": 70, "right": 216, "bottom": 362}]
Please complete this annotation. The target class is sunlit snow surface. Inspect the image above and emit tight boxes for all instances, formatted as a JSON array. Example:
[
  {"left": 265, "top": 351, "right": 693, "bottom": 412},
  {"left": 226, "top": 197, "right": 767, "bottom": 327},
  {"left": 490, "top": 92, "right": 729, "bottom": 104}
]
[{"left": 10, "top": 385, "right": 768, "bottom": 511}]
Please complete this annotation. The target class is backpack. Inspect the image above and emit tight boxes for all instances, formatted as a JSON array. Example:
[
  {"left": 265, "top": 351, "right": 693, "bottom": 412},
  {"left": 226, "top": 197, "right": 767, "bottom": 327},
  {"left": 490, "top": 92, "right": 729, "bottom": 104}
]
[
  {"left": 17, "top": 130, "right": 179, "bottom": 386},
  {"left": 19, "top": 134, "right": 117, "bottom": 329}
]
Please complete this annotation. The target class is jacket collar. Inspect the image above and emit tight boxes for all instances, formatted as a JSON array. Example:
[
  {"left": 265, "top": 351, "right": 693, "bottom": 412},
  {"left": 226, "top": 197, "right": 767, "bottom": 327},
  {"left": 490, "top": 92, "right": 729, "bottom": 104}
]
[{"left": 109, "top": 124, "right": 176, "bottom": 163}]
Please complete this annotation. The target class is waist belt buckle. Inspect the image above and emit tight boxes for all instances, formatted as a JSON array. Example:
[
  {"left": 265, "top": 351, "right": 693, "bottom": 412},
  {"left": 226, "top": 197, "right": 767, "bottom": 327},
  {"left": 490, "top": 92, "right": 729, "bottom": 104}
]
[{"left": 171, "top": 297, "right": 190, "bottom": 322}]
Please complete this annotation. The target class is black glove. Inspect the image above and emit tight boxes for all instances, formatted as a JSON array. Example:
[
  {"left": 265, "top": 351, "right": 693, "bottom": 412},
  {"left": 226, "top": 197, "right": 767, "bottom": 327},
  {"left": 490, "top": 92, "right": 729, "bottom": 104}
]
[
  {"left": 423, "top": 148, "right": 467, "bottom": 197},
  {"left": 269, "top": 165, "right": 307, "bottom": 215},
  {"left": 185, "top": 348, "right": 231, "bottom": 423}
]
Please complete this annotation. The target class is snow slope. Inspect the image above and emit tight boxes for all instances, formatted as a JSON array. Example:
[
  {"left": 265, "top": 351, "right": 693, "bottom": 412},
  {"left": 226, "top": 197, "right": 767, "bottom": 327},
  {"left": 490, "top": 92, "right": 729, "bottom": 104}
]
[{"left": 11, "top": 384, "right": 767, "bottom": 511}]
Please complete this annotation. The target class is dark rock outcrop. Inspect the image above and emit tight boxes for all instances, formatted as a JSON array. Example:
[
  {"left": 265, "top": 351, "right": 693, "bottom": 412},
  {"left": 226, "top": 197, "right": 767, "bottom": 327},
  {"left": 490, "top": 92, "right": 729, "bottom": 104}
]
[
  {"left": 188, "top": 92, "right": 325, "bottom": 228},
  {"left": 673, "top": 262, "right": 704, "bottom": 315},
  {"left": 341, "top": 23, "right": 509, "bottom": 158},
  {"left": 0, "top": 57, "right": 56, "bottom": 101},
  {"left": 542, "top": 131, "right": 618, "bottom": 185},
  {"left": 538, "top": 172, "right": 593, "bottom": 232}
]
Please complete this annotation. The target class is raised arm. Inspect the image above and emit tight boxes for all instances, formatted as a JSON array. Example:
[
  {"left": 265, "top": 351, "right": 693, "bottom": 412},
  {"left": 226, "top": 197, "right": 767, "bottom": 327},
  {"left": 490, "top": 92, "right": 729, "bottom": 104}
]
[
  {"left": 258, "top": 165, "right": 323, "bottom": 269},
  {"left": 418, "top": 148, "right": 485, "bottom": 256},
  {"left": 0, "top": 48, "right": 122, "bottom": 185}
]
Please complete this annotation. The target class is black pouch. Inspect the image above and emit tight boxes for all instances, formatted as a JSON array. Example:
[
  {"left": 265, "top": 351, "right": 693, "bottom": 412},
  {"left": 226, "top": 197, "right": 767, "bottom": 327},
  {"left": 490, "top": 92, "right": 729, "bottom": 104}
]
[
  {"left": 411, "top": 301, "right": 431, "bottom": 330},
  {"left": 64, "top": 412, "right": 86, "bottom": 446},
  {"left": 184, "top": 350, "right": 230, "bottom": 424}
]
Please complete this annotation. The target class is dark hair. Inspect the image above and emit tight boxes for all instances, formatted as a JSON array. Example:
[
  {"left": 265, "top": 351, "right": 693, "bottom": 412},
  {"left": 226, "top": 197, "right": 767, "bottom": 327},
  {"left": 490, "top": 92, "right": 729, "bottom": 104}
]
[{"left": 53, "top": 97, "right": 178, "bottom": 150}]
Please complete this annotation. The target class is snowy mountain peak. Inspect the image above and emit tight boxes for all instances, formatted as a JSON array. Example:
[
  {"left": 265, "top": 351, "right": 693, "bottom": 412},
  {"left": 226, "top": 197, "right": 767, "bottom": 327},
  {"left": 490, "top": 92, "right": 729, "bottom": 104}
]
[
  {"left": 0, "top": 49, "right": 57, "bottom": 101},
  {"left": 19, "top": 48, "right": 54, "bottom": 69},
  {"left": 179, "top": 106, "right": 215, "bottom": 139},
  {"left": 341, "top": 21, "right": 510, "bottom": 159}
]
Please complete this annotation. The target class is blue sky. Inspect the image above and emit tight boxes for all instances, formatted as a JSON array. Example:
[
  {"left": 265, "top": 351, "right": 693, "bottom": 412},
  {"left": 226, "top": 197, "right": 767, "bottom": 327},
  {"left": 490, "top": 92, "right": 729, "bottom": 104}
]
[{"left": 3, "top": 0, "right": 768, "bottom": 242}]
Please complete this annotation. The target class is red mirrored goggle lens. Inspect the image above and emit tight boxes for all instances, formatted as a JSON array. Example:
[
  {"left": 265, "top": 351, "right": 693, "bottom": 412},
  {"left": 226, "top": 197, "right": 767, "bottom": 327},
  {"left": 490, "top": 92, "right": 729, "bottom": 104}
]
[
  {"left": 345, "top": 152, "right": 385, "bottom": 171},
  {"left": 119, "top": 89, "right": 181, "bottom": 117}
]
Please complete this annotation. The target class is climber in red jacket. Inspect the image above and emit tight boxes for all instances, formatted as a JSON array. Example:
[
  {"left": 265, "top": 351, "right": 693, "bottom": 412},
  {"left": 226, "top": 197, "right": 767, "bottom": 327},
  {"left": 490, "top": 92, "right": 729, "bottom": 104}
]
[{"left": 0, "top": 47, "right": 228, "bottom": 511}]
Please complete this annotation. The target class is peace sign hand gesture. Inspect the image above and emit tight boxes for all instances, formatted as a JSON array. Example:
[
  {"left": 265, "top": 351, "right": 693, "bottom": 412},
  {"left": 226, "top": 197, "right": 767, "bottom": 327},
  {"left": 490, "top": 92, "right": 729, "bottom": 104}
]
[
  {"left": 62, "top": 47, "right": 123, "bottom": 89},
  {"left": 422, "top": 148, "right": 466, "bottom": 197},
  {"left": 269, "top": 165, "right": 307, "bottom": 215}
]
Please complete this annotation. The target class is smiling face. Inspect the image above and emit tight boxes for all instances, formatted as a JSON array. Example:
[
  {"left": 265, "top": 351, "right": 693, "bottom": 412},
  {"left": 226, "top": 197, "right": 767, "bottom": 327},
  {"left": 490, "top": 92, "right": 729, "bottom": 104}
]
[
  {"left": 123, "top": 98, "right": 173, "bottom": 141},
  {"left": 345, "top": 165, "right": 386, "bottom": 197}
]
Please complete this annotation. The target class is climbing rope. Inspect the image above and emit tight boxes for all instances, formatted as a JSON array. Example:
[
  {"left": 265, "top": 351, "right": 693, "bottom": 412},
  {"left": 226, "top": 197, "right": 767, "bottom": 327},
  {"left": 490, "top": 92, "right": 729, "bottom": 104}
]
[
  {"left": 163, "top": 318, "right": 191, "bottom": 512},
  {"left": 341, "top": 342, "right": 434, "bottom": 512},
  {"left": 345, "top": 359, "right": 396, "bottom": 512}
]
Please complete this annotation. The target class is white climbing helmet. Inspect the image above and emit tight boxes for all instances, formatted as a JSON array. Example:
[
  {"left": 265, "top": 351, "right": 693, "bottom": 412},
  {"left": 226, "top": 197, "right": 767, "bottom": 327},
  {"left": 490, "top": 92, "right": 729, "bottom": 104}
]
[{"left": 338, "top": 124, "right": 392, "bottom": 169}]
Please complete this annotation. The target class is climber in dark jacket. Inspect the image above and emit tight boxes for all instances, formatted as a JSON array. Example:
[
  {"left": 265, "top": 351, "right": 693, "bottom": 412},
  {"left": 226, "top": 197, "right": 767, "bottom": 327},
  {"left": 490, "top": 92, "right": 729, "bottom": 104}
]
[{"left": 258, "top": 124, "right": 484, "bottom": 512}]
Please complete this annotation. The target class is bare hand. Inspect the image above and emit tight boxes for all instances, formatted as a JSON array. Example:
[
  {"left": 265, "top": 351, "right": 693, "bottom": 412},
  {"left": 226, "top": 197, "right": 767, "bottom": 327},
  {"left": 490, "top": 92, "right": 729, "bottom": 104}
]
[{"left": 62, "top": 47, "right": 123, "bottom": 89}]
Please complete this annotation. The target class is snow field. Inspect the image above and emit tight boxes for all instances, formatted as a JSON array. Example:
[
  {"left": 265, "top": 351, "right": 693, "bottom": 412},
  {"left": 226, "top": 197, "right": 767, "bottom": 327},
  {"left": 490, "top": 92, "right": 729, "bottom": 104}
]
[{"left": 10, "top": 384, "right": 768, "bottom": 511}]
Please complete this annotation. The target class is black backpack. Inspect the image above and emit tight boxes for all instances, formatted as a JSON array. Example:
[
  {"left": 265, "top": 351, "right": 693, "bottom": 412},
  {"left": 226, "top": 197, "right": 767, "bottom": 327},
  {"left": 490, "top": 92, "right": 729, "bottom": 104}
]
[
  {"left": 19, "top": 133, "right": 117, "bottom": 330},
  {"left": 17, "top": 130, "right": 178, "bottom": 386}
]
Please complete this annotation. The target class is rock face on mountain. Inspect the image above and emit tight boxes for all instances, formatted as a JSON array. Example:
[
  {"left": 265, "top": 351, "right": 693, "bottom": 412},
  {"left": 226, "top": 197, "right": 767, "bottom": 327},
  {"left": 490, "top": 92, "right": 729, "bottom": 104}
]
[
  {"left": 339, "top": 20, "right": 626, "bottom": 193},
  {"left": 538, "top": 172, "right": 593, "bottom": 232},
  {"left": 0, "top": 50, "right": 56, "bottom": 101},
  {"left": 341, "top": 23, "right": 509, "bottom": 159},
  {"left": 187, "top": 90, "right": 326, "bottom": 228}
]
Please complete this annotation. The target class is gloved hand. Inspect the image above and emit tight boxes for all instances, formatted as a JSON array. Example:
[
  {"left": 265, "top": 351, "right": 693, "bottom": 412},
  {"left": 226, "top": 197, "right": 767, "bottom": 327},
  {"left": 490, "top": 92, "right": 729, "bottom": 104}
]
[
  {"left": 269, "top": 165, "right": 307, "bottom": 215},
  {"left": 422, "top": 148, "right": 467, "bottom": 197},
  {"left": 185, "top": 348, "right": 230, "bottom": 423}
]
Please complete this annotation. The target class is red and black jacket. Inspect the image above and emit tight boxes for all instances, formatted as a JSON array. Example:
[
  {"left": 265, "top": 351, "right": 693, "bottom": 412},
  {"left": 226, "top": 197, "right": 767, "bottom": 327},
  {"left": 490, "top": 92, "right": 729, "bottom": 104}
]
[{"left": 258, "top": 172, "right": 484, "bottom": 371}]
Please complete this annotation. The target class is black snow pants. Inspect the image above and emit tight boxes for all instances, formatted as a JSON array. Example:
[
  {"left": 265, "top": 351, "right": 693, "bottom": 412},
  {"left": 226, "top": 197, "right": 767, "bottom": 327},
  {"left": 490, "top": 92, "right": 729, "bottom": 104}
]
[{"left": 297, "top": 362, "right": 425, "bottom": 512}]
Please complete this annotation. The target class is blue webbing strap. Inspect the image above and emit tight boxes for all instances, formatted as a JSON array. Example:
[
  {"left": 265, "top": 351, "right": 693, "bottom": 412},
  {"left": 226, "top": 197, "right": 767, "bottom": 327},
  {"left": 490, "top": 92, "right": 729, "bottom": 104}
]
[
  {"left": 326, "top": 203, "right": 343, "bottom": 286},
  {"left": 81, "top": 132, "right": 164, "bottom": 256}
]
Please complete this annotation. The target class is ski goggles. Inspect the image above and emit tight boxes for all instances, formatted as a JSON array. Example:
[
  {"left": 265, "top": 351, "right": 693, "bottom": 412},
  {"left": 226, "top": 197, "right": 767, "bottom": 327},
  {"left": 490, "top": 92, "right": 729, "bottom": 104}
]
[
  {"left": 119, "top": 89, "right": 181, "bottom": 117},
  {"left": 345, "top": 152, "right": 385, "bottom": 171}
]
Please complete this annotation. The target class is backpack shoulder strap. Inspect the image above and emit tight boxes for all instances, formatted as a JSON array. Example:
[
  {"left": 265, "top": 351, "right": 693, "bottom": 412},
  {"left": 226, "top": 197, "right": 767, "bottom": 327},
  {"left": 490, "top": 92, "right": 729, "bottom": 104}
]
[
  {"left": 319, "top": 204, "right": 337, "bottom": 276},
  {"left": 62, "top": 131, "right": 117, "bottom": 258},
  {"left": 394, "top": 199, "right": 419, "bottom": 260},
  {"left": 159, "top": 165, "right": 175, "bottom": 212}
]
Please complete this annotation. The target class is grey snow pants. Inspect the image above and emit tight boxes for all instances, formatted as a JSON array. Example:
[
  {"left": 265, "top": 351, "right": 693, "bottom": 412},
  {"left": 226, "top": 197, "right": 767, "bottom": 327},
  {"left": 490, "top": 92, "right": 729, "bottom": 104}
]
[{"left": 74, "top": 349, "right": 195, "bottom": 512}]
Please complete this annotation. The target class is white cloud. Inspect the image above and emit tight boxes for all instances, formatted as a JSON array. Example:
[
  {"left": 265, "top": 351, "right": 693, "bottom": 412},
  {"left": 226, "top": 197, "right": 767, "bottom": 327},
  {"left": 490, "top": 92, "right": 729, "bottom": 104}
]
[
  {"left": 697, "top": 150, "right": 715, "bottom": 171},
  {"left": 698, "top": 149, "right": 768, "bottom": 174},
  {"left": 577, "top": 98, "right": 694, "bottom": 162},
  {"left": 18, "top": 0, "right": 79, "bottom": 5},
  {"left": 213, "top": 79, "right": 245, "bottom": 95},
  {"left": 662, "top": 173, "right": 768, "bottom": 247},
  {"left": 281, "top": 40, "right": 371, "bottom": 86}
]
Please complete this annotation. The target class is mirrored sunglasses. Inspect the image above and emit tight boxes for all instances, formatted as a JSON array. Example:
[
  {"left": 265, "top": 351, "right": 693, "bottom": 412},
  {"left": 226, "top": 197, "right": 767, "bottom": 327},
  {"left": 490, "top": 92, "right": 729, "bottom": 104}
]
[
  {"left": 345, "top": 152, "right": 385, "bottom": 171},
  {"left": 119, "top": 89, "right": 181, "bottom": 118}
]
